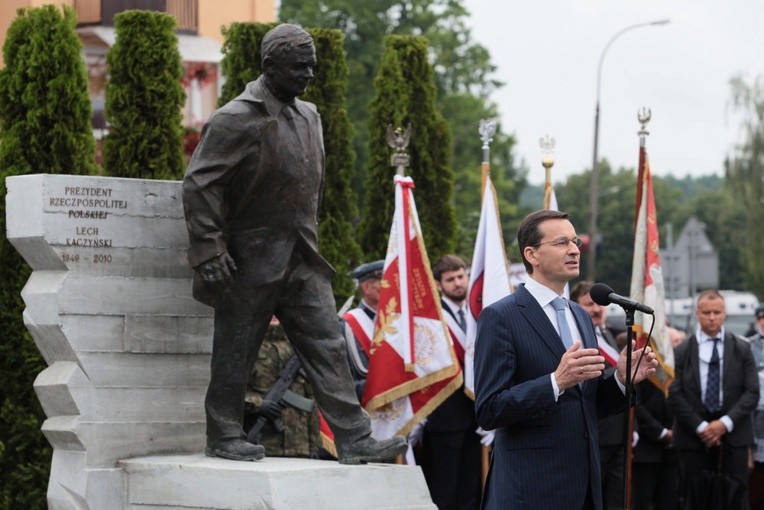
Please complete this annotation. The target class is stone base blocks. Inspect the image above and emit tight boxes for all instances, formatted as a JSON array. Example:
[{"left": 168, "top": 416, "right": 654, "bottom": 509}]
[{"left": 6, "top": 174, "right": 434, "bottom": 510}]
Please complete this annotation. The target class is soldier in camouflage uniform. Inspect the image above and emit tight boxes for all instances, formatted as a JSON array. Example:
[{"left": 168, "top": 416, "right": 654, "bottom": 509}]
[{"left": 244, "top": 320, "right": 321, "bottom": 458}]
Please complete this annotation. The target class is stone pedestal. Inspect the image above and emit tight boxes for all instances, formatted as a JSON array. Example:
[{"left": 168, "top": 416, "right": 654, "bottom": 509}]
[
  {"left": 5, "top": 174, "right": 435, "bottom": 510},
  {"left": 121, "top": 456, "right": 434, "bottom": 509}
]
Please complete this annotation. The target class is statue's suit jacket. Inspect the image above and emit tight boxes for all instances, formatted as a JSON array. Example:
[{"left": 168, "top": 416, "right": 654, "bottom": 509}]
[
  {"left": 474, "top": 284, "right": 628, "bottom": 510},
  {"left": 668, "top": 331, "right": 758, "bottom": 450},
  {"left": 183, "top": 77, "right": 329, "bottom": 308}
]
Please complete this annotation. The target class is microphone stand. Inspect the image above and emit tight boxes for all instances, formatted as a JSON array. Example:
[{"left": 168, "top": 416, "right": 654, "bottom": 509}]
[{"left": 621, "top": 308, "right": 635, "bottom": 510}]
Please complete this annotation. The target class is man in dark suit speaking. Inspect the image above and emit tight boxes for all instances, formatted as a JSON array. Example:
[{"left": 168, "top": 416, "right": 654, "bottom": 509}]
[
  {"left": 183, "top": 23, "right": 406, "bottom": 464},
  {"left": 473, "top": 209, "right": 657, "bottom": 510}
]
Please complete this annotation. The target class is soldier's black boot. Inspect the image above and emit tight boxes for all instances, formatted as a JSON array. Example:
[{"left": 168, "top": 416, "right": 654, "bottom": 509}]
[
  {"left": 337, "top": 435, "right": 408, "bottom": 465},
  {"left": 205, "top": 438, "right": 265, "bottom": 461}
]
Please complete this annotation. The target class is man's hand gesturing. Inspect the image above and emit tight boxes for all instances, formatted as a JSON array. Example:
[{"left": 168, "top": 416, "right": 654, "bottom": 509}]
[{"left": 555, "top": 341, "right": 606, "bottom": 390}]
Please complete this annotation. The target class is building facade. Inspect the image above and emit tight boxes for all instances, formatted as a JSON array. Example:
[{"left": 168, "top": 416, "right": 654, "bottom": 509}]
[{"left": 0, "top": 0, "right": 276, "bottom": 136}]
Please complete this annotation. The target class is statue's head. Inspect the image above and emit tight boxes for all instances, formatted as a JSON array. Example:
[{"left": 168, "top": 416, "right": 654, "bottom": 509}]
[{"left": 261, "top": 24, "right": 316, "bottom": 102}]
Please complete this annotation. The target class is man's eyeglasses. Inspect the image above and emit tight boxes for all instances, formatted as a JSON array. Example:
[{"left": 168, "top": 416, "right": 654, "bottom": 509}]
[{"left": 533, "top": 236, "right": 583, "bottom": 249}]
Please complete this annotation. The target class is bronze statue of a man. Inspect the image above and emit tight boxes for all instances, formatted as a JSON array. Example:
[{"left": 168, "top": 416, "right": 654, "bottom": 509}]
[{"left": 182, "top": 23, "right": 406, "bottom": 463}]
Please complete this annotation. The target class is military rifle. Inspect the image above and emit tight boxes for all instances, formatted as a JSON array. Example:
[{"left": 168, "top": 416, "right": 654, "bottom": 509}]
[
  {"left": 246, "top": 295, "right": 355, "bottom": 443},
  {"left": 246, "top": 354, "right": 313, "bottom": 443}
]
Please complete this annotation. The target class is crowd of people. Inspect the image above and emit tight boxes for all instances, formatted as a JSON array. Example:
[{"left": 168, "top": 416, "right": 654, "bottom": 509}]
[
  {"left": 244, "top": 217, "right": 764, "bottom": 510},
  {"left": 183, "top": 22, "right": 764, "bottom": 510}
]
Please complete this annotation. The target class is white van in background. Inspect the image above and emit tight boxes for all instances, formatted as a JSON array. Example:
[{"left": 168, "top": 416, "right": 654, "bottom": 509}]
[{"left": 718, "top": 290, "right": 760, "bottom": 336}]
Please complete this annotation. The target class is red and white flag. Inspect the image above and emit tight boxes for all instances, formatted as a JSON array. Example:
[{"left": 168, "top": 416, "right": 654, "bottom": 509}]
[
  {"left": 629, "top": 141, "right": 675, "bottom": 394},
  {"left": 597, "top": 332, "right": 620, "bottom": 367},
  {"left": 362, "top": 175, "right": 462, "bottom": 438},
  {"left": 465, "top": 175, "right": 512, "bottom": 398}
]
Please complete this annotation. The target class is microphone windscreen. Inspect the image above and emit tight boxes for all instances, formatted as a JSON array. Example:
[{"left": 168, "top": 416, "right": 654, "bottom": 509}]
[{"left": 590, "top": 283, "right": 614, "bottom": 306}]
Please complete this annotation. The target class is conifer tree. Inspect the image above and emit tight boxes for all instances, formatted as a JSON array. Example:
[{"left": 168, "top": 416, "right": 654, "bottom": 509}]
[
  {"left": 302, "top": 28, "right": 363, "bottom": 304},
  {"left": 359, "top": 35, "right": 456, "bottom": 259},
  {"left": 0, "top": 5, "right": 95, "bottom": 507},
  {"left": 103, "top": 10, "right": 185, "bottom": 179}
]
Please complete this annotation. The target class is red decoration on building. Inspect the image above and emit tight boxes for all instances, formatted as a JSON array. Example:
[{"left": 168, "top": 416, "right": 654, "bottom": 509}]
[{"left": 181, "top": 62, "right": 217, "bottom": 88}]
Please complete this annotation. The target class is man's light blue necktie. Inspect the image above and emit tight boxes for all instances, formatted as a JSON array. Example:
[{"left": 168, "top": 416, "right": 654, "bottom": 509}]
[{"left": 551, "top": 296, "right": 574, "bottom": 348}]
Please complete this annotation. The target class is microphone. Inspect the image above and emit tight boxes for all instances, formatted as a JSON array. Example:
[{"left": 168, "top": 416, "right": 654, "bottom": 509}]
[{"left": 590, "top": 283, "right": 654, "bottom": 315}]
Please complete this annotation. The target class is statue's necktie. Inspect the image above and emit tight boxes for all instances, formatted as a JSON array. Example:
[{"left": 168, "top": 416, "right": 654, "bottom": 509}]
[
  {"left": 704, "top": 337, "right": 722, "bottom": 412},
  {"left": 457, "top": 308, "right": 467, "bottom": 333},
  {"left": 283, "top": 103, "right": 307, "bottom": 150},
  {"left": 551, "top": 297, "right": 574, "bottom": 349}
]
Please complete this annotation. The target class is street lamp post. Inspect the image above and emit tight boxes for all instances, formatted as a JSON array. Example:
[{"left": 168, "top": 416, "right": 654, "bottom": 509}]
[{"left": 587, "top": 18, "right": 670, "bottom": 281}]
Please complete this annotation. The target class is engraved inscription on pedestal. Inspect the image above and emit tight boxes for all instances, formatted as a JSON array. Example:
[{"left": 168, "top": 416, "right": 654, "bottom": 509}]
[{"left": 48, "top": 185, "right": 122, "bottom": 264}]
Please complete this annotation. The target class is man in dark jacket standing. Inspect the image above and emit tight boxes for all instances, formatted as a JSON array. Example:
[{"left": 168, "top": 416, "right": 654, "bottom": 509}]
[
  {"left": 570, "top": 280, "right": 626, "bottom": 510},
  {"left": 183, "top": 23, "right": 405, "bottom": 464},
  {"left": 420, "top": 254, "right": 484, "bottom": 510},
  {"left": 668, "top": 289, "right": 759, "bottom": 507}
]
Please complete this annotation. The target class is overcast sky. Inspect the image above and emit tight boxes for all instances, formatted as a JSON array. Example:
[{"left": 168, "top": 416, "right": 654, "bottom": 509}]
[{"left": 461, "top": 0, "right": 764, "bottom": 185}]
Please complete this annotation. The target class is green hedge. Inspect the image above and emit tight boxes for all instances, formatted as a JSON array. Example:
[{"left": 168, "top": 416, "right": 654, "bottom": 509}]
[
  {"left": 0, "top": 5, "right": 95, "bottom": 508},
  {"left": 358, "top": 35, "right": 456, "bottom": 260},
  {"left": 302, "top": 28, "right": 363, "bottom": 305},
  {"left": 103, "top": 10, "right": 185, "bottom": 179}
]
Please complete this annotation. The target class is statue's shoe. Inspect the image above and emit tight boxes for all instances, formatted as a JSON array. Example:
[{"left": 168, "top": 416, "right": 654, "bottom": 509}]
[
  {"left": 205, "top": 438, "right": 266, "bottom": 461},
  {"left": 337, "top": 435, "right": 408, "bottom": 465}
]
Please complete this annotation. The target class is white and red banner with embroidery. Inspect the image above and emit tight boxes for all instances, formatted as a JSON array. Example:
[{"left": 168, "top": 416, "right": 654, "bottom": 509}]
[
  {"left": 362, "top": 175, "right": 461, "bottom": 439},
  {"left": 629, "top": 142, "right": 675, "bottom": 394},
  {"left": 465, "top": 175, "right": 512, "bottom": 398}
]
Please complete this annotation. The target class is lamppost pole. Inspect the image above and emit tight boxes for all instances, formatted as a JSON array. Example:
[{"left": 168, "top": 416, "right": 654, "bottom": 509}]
[{"left": 587, "top": 18, "right": 670, "bottom": 281}]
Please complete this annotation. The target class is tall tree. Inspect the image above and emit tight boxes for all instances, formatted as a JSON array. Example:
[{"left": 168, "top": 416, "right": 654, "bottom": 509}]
[
  {"left": 523, "top": 170, "right": 748, "bottom": 297},
  {"left": 358, "top": 35, "right": 456, "bottom": 259},
  {"left": 726, "top": 74, "right": 764, "bottom": 298},
  {"left": 559, "top": 162, "right": 683, "bottom": 295},
  {"left": 103, "top": 10, "right": 185, "bottom": 179},
  {"left": 672, "top": 187, "right": 747, "bottom": 292},
  {"left": 0, "top": 5, "right": 95, "bottom": 508},
  {"left": 278, "top": 0, "right": 525, "bottom": 252},
  {"left": 302, "top": 28, "right": 363, "bottom": 304},
  {"left": 216, "top": 23, "right": 361, "bottom": 303}
]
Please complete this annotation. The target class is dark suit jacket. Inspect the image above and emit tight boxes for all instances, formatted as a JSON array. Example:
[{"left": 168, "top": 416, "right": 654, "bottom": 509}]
[
  {"left": 426, "top": 298, "right": 476, "bottom": 433},
  {"left": 598, "top": 326, "right": 627, "bottom": 448},
  {"left": 633, "top": 379, "right": 676, "bottom": 464},
  {"left": 474, "top": 284, "right": 628, "bottom": 510},
  {"left": 668, "top": 332, "right": 759, "bottom": 450},
  {"left": 183, "top": 77, "right": 330, "bottom": 308}
]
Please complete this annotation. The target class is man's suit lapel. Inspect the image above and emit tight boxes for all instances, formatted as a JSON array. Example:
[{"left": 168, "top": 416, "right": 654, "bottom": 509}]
[
  {"left": 687, "top": 335, "right": 702, "bottom": 399},
  {"left": 570, "top": 305, "right": 596, "bottom": 350},
  {"left": 721, "top": 332, "right": 737, "bottom": 408},
  {"left": 515, "top": 285, "right": 566, "bottom": 358}
]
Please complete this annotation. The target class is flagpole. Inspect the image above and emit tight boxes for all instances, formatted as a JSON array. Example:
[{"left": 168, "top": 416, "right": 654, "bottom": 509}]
[
  {"left": 540, "top": 135, "right": 556, "bottom": 210},
  {"left": 477, "top": 118, "right": 497, "bottom": 490},
  {"left": 479, "top": 119, "right": 496, "bottom": 199},
  {"left": 621, "top": 107, "right": 653, "bottom": 510},
  {"left": 388, "top": 124, "right": 412, "bottom": 465}
]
